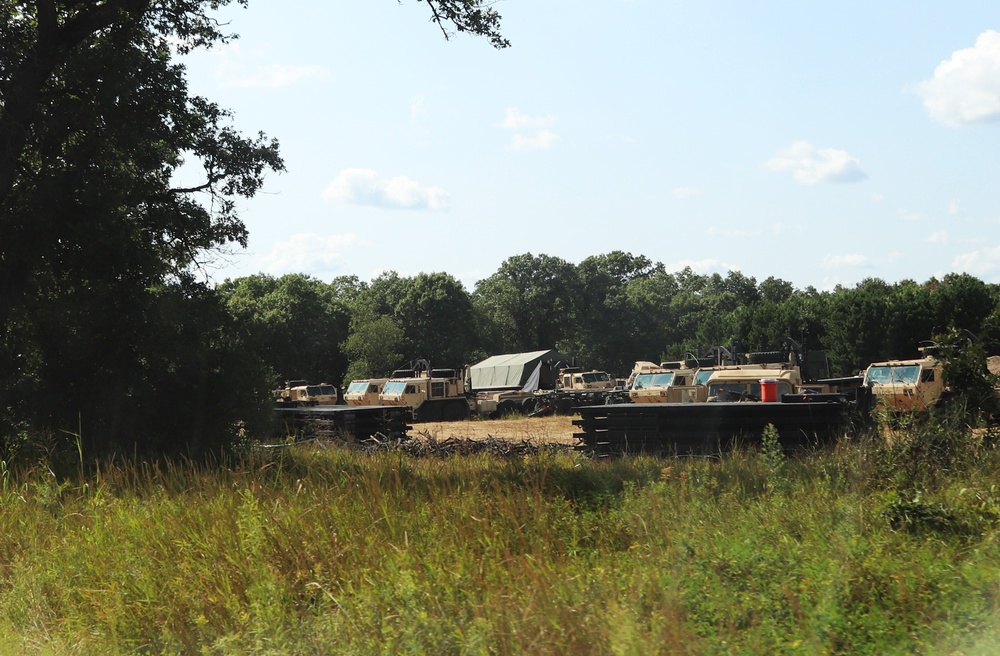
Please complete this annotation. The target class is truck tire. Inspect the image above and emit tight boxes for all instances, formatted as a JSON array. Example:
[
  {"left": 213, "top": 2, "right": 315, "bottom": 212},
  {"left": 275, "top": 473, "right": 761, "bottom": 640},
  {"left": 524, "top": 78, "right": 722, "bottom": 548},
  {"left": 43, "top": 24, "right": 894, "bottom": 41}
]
[
  {"left": 419, "top": 402, "right": 443, "bottom": 422},
  {"left": 495, "top": 400, "right": 517, "bottom": 418},
  {"left": 442, "top": 400, "right": 469, "bottom": 421},
  {"left": 521, "top": 397, "right": 537, "bottom": 414},
  {"left": 556, "top": 397, "right": 575, "bottom": 415}
]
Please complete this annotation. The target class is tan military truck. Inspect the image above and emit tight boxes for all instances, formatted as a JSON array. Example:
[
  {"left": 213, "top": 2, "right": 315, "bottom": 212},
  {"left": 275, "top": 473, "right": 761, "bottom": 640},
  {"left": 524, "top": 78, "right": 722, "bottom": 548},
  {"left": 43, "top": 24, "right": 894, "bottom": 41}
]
[
  {"left": 344, "top": 378, "right": 388, "bottom": 406},
  {"left": 377, "top": 361, "right": 471, "bottom": 422},
  {"left": 862, "top": 350, "right": 944, "bottom": 412},
  {"left": 274, "top": 380, "right": 340, "bottom": 407},
  {"left": 628, "top": 360, "right": 702, "bottom": 403}
]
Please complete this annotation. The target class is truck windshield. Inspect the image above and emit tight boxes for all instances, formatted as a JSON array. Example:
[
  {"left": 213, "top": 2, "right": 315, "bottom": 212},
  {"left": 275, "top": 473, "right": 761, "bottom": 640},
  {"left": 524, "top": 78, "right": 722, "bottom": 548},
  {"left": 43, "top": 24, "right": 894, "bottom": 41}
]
[
  {"left": 632, "top": 372, "right": 675, "bottom": 389},
  {"left": 694, "top": 369, "right": 714, "bottom": 386},
  {"left": 347, "top": 381, "right": 366, "bottom": 394},
  {"left": 865, "top": 365, "right": 921, "bottom": 385},
  {"left": 582, "top": 372, "right": 610, "bottom": 383},
  {"left": 382, "top": 381, "right": 407, "bottom": 395}
]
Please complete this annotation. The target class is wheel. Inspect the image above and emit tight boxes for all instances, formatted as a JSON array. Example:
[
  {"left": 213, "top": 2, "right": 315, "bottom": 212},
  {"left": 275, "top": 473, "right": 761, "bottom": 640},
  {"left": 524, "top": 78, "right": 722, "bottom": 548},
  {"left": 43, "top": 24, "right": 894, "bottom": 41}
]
[
  {"left": 556, "top": 397, "right": 575, "bottom": 415},
  {"left": 521, "top": 397, "right": 537, "bottom": 414},
  {"left": 495, "top": 400, "right": 517, "bottom": 418},
  {"left": 442, "top": 400, "right": 469, "bottom": 421},
  {"left": 419, "top": 402, "right": 443, "bottom": 422}
]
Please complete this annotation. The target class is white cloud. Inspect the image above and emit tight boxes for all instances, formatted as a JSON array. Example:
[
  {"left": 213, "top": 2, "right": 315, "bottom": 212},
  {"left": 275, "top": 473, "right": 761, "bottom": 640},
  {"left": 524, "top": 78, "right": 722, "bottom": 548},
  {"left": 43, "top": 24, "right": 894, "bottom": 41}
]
[
  {"left": 822, "top": 253, "right": 871, "bottom": 269},
  {"left": 509, "top": 130, "right": 560, "bottom": 151},
  {"left": 897, "top": 209, "right": 921, "bottom": 222},
  {"left": 500, "top": 108, "right": 560, "bottom": 151},
  {"left": 664, "top": 258, "right": 737, "bottom": 275},
  {"left": 260, "top": 233, "right": 359, "bottom": 273},
  {"left": 322, "top": 168, "right": 450, "bottom": 210},
  {"left": 764, "top": 141, "right": 867, "bottom": 185},
  {"left": 947, "top": 199, "right": 962, "bottom": 215},
  {"left": 410, "top": 95, "right": 426, "bottom": 120},
  {"left": 917, "top": 29, "right": 1000, "bottom": 126},
  {"left": 605, "top": 134, "right": 637, "bottom": 144},
  {"left": 200, "top": 42, "right": 331, "bottom": 89},
  {"left": 925, "top": 230, "right": 949, "bottom": 244},
  {"left": 770, "top": 223, "right": 806, "bottom": 235},
  {"left": 671, "top": 187, "right": 701, "bottom": 199},
  {"left": 953, "top": 245, "right": 1000, "bottom": 277},
  {"left": 500, "top": 107, "right": 556, "bottom": 130},
  {"left": 707, "top": 226, "right": 761, "bottom": 238},
  {"left": 226, "top": 63, "right": 331, "bottom": 89}
]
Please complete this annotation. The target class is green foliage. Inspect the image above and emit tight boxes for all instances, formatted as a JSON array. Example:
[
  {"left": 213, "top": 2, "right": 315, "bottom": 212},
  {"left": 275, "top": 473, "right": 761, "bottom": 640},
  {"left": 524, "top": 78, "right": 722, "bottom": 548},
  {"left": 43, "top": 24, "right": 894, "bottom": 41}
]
[
  {"left": 0, "top": 441, "right": 999, "bottom": 653},
  {"left": 0, "top": 1, "right": 511, "bottom": 456},
  {"left": 938, "top": 328, "right": 1000, "bottom": 423},
  {"left": 218, "top": 273, "right": 354, "bottom": 385},
  {"left": 472, "top": 253, "right": 582, "bottom": 355}
]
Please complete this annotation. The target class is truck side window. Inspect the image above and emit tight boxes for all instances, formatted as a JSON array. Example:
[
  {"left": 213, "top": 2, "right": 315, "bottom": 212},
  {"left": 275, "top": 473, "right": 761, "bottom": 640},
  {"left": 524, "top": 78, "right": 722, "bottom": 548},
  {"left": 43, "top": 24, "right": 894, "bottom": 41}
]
[{"left": 921, "top": 369, "right": 935, "bottom": 382}]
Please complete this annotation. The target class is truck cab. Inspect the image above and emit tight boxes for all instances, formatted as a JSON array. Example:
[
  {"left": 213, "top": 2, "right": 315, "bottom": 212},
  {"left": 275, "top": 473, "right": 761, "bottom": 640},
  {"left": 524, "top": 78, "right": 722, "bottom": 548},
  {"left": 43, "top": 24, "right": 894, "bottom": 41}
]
[
  {"left": 862, "top": 356, "right": 943, "bottom": 412},
  {"left": 628, "top": 360, "right": 701, "bottom": 403},
  {"left": 556, "top": 368, "right": 615, "bottom": 391},
  {"left": 274, "top": 381, "right": 340, "bottom": 407},
  {"left": 344, "top": 378, "right": 388, "bottom": 406},
  {"left": 705, "top": 367, "right": 804, "bottom": 402}
]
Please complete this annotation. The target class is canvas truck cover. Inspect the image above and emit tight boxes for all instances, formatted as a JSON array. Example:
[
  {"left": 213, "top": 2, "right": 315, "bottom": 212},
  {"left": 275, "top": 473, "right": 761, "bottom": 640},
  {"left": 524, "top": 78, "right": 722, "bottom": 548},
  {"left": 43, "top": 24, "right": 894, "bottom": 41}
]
[{"left": 469, "top": 350, "right": 567, "bottom": 392}]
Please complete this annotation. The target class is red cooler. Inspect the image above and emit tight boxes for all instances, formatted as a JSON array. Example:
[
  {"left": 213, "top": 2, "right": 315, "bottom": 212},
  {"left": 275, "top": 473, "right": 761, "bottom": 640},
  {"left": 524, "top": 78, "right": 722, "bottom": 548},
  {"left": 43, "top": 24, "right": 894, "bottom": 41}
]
[{"left": 759, "top": 378, "right": 779, "bottom": 403}]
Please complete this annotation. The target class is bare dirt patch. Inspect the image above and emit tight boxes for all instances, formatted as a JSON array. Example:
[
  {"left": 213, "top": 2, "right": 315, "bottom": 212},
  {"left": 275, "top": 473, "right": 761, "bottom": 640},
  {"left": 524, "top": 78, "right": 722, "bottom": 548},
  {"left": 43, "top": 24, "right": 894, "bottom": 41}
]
[{"left": 413, "top": 415, "right": 581, "bottom": 445}]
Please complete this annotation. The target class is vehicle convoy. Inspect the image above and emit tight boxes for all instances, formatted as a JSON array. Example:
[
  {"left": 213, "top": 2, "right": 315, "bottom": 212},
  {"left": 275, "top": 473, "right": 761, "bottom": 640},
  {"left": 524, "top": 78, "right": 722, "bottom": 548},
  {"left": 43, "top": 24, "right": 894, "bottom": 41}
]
[
  {"left": 344, "top": 378, "right": 388, "bottom": 406},
  {"left": 472, "top": 349, "right": 630, "bottom": 416},
  {"left": 274, "top": 380, "right": 340, "bottom": 407},
  {"left": 575, "top": 340, "right": 870, "bottom": 455},
  {"left": 622, "top": 340, "right": 860, "bottom": 406},
  {"left": 371, "top": 351, "right": 629, "bottom": 422}
]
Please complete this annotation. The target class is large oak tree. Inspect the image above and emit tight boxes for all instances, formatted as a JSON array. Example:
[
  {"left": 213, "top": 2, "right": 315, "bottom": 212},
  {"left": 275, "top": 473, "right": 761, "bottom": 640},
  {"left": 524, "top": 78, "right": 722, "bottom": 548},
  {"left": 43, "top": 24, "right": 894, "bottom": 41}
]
[{"left": 0, "top": 0, "right": 507, "bottom": 453}]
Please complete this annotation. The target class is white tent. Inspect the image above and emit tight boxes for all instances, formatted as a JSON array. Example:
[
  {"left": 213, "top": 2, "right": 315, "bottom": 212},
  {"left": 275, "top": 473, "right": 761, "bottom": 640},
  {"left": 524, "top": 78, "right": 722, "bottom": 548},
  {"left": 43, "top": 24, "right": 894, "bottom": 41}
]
[{"left": 468, "top": 350, "right": 568, "bottom": 392}]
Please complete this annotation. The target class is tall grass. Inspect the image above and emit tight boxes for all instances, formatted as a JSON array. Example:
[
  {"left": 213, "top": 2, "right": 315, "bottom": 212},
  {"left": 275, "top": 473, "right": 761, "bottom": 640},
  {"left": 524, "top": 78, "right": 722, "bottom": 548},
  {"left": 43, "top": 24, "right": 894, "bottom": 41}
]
[{"left": 0, "top": 425, "right": 998, "bottom": 654}]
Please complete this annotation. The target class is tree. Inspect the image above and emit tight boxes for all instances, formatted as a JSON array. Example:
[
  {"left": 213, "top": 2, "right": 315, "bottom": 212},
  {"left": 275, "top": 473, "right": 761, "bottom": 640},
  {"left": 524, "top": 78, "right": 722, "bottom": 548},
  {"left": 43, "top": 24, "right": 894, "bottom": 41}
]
[
  {"left": 565, "top": 252, "right": 664, "bottom": 373},
  {"left": 395, "top": 272, "right": 477, "bottom": 366},
  {"left": 472, "top": 253, "right": 582, "bottom": 355},
  {"left": 218, "top": 273, "right": 353, "bottom": 386},
  {"left": 0, "top": 0, "right": 507, "bottom": 452},
  {"left": 345, "top": 271, "right": 477, "bottom": 374},
  {"left": 342, "top": 315, "right": 406, "bottom": 384}
]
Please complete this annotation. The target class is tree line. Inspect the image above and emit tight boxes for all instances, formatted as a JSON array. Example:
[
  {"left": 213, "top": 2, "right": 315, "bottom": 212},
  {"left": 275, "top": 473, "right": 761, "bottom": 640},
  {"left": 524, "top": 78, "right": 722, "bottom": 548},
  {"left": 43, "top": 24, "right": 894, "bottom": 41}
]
[{"left": 220, "top": 255, "right": 1000, "bottom": 394}]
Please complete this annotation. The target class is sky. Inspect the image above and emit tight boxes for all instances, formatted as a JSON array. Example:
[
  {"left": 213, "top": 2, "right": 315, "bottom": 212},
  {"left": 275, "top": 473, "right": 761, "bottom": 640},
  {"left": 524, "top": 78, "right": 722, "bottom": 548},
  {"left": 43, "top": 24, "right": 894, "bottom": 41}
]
[{"left": 178, "top": 0, "right": 1000, "bottom": 293}]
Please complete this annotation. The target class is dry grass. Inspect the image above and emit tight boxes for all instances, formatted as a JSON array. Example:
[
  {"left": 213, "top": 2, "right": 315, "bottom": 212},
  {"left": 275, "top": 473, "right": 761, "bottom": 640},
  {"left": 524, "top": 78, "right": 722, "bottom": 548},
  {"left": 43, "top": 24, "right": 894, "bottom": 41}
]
[{"left": 415, "top": 414, "right": 581, "bottom": 445}]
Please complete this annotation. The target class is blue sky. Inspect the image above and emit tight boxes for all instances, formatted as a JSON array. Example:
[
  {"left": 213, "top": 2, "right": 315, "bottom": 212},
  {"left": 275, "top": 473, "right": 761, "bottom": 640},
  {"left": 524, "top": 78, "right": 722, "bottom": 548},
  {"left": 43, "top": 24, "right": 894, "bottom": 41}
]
[{"left": 179, "top": 1, "right": 1000, "bottom": 292}]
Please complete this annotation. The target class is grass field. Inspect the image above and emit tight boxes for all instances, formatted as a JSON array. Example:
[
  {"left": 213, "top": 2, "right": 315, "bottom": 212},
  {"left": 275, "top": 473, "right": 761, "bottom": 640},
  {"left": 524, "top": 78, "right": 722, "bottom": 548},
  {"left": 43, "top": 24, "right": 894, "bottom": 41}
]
[{"left": 0, "top": 418, "right": 998, "bottom": 654}]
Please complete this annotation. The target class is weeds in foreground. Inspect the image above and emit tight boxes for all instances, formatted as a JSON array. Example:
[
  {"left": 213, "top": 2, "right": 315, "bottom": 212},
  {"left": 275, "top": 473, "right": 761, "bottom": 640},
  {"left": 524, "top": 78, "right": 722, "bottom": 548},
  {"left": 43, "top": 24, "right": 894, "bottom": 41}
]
[{"left": 0, "top": 430, "right": 997, "bottom": 654}]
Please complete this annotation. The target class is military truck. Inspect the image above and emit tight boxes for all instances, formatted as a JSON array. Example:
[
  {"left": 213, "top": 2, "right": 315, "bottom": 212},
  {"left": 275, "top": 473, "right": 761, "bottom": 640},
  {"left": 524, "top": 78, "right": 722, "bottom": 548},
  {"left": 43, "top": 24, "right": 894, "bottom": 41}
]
[
  {"left": 377, "top": 361, "right": 471, "bottom": 422},
  {"left": 344, "top": 378, "right": 388, "bottom": 406},
  {"left": 862, "top": 342, "right": 945, "bottom": 412},
  {"left": 274, "top": 380, "right": 340, "bottom": 407},
  {"left": 628, "top": 360, "right": 702, "bottom": 403}
]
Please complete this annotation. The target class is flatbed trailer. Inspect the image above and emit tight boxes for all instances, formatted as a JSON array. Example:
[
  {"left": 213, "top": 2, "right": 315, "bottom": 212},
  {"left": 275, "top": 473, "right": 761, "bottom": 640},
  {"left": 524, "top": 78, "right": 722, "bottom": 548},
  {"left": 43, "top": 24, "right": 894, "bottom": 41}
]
[
  {"left": 274, "top": 405, "right": 411, "bottom": 442},
  {"left": 573, "top": 392, "right": 870, "bottom": 455}
]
